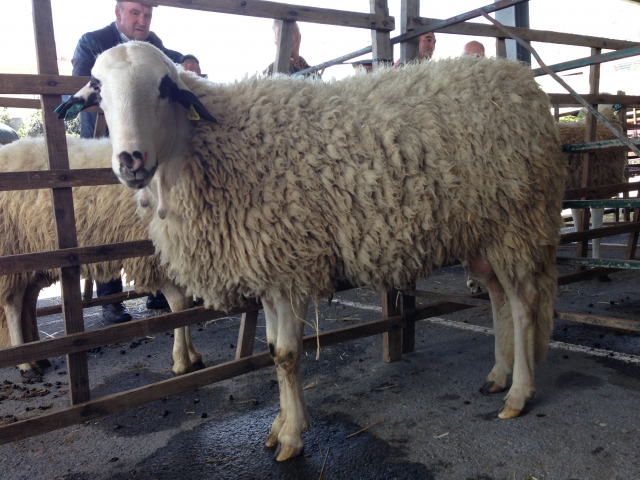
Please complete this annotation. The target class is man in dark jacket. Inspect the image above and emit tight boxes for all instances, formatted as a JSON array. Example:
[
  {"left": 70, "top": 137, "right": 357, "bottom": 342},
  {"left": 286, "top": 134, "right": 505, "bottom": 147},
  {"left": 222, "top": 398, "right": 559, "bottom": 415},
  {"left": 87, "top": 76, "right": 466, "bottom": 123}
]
[{"left": 72, "top": 1, "right": 177, "bottom": 323}]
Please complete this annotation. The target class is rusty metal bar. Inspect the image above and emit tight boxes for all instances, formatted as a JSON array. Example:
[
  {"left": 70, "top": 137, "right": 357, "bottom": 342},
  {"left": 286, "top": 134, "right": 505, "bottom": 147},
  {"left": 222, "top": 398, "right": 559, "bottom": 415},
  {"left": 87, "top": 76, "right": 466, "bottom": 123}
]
[
  {"left": 556, "top": 257, "right": 640, "bottom": 270},
  {"left": 533, "top": 45, "right": 640, "bottom": 77},
  {"left": 479, "top": 11, "right": 640, "bottom": 159},
  {"left": 563, "top": 199, "right": 640, "bottom": 209},
  {"left": 562, "top": 137, "right": 640, "bottom": 153}
]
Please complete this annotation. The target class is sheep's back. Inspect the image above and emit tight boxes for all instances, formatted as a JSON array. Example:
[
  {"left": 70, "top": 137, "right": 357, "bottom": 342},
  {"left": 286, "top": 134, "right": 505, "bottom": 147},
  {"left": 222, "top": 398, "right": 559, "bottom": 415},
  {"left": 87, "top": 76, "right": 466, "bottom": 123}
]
[{"left": 156, "top": 58, "right": 565, "bottom": 310}]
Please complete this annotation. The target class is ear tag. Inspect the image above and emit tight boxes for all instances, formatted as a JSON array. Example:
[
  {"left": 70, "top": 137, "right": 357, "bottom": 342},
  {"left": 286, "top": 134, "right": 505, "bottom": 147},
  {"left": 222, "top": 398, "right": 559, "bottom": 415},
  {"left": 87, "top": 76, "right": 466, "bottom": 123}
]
[{"left": 187, "top": 104, "right": 201, "bottom": 121}]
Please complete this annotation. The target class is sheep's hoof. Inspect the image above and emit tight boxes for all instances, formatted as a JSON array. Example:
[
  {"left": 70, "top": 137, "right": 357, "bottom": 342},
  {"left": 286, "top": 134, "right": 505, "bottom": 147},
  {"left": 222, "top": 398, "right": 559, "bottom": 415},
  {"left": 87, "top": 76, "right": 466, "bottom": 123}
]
[
  {"left": 479, "top": 381, "right": 505, "bottom": 395},
  {"left": 20, "top": 367, "right": 43, "bottom": 379},
  {"left": 498, "top": 405, "right": 522, "bottom": 419},
  {"left": 172, "top": 364, "right": 195, "bottom": 376},
  {"left": 265, "top": 433, "right": 279, "bottom": 448},
  {"left": 275, "top": 443, "right": 304, "bottom": 462},
  {"left": 36, "top": 359, "right": 52, "bottom": 369},
  {"left": 191, "top": 360, "right": 206, "bottom": 371}
]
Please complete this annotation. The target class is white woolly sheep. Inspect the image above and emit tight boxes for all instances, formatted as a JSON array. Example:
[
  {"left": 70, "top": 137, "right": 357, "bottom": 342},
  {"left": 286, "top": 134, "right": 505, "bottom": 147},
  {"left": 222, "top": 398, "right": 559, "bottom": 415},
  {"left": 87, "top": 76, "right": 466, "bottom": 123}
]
[
  {"left": 58, "top": 42, "right": 565, "bottom": 461},
  {"left": 558, "top": 108, "right": 627, "bottom": 259},
  {"left": 0, "top": 137, "right": 204, "bottom": 377}
]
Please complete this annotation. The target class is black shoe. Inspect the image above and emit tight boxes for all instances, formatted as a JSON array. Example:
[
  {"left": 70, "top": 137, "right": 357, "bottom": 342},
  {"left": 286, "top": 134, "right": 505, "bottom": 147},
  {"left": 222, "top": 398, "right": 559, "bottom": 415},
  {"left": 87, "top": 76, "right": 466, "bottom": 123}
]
[
  {"left": 146, "top": 292, "right": 170, "bottom": 310},
  {"left": 102, "top": 303, "right": 132, "bottom": 323}
]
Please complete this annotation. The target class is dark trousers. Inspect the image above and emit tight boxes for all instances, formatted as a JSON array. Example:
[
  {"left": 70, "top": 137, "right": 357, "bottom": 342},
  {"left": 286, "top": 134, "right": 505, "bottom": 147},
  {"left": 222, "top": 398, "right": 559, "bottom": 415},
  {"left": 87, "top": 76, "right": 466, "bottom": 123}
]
[{"left": 96, "top": 278, "right": 123, "bottom": 298}]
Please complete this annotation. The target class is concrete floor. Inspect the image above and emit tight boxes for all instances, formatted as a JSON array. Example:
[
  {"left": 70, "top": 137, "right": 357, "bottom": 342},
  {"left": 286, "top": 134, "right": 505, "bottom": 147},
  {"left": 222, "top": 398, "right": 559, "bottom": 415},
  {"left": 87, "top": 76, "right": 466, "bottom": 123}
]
[{"left": 1, "top": 240, "right": 639, "bottom": 479}]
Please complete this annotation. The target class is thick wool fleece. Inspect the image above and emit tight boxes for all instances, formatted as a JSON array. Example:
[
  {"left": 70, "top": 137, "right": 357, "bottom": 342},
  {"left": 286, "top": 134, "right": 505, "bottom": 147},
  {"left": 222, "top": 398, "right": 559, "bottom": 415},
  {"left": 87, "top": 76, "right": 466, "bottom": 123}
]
[
  {"left": 559, "top": 109, "right": 627, "bottom": 189},
  {"left": 149, "top": 57, "right": 565, "bottom": 317},
  {"left": 0, "top": 137, "right": 167, "bottom": 347}
]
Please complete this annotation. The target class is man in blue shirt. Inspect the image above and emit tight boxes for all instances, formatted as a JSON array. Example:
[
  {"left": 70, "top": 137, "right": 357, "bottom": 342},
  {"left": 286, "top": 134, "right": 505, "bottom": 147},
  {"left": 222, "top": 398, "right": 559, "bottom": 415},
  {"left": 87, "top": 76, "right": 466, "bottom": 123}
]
[{"left": 72, "top": 2, "right": 179, "bottom": 322}]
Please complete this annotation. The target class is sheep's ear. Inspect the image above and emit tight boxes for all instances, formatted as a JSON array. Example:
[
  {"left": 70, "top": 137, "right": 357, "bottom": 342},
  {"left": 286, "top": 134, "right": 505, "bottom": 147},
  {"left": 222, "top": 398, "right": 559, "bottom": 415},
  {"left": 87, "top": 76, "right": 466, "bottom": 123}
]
[
  {"left": 159, "top": 74, "right": 217, "bottom": 123},
  {"left": 54, "top": 80, "right": 101, "bottom": 121}
]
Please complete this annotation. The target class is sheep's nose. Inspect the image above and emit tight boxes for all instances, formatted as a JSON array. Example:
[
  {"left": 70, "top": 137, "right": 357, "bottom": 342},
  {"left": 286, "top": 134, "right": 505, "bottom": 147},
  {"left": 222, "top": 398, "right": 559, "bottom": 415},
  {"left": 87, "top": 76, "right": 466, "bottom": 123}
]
[{"left": 118, "top": 150, "right": 147, "bottom": 172}]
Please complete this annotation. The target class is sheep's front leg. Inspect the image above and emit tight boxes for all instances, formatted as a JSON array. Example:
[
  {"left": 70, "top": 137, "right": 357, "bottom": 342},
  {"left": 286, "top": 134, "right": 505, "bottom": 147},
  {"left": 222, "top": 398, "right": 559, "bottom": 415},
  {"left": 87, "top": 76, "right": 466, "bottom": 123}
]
[
  {"left": 23, "top": 279, "right": 51, "bottom": 370},
  {"left": 263, "top": 295, "right": 309, "bottom": 461},
  {"left": 161, "top": 284, "right": 203, "bottom": 375}
]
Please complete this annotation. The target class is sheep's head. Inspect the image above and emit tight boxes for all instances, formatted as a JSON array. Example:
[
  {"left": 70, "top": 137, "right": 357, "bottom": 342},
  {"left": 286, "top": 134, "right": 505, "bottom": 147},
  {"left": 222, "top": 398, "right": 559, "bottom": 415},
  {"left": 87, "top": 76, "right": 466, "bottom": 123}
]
[{"left": 56, "top": 42, "right": 215, "bottom": 192}]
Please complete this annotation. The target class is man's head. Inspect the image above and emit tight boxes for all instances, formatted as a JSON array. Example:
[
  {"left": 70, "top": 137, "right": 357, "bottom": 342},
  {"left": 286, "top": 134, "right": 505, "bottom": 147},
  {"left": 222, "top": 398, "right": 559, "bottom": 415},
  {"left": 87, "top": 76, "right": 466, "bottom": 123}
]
[
  {"left": 417, "top": 32, "right": 436, "bottom": 61},
  {"left": 463, "top": 41, "right": 485, "bottom": 58},
  {"left": 273, "top": 20, "right": 301, "bottom": 58},
  {"left": 181, "top": 54, "right": 201, "bottom": 76},
  {"left": 115, "top": 2, "right": 153, "bottom": 41}
]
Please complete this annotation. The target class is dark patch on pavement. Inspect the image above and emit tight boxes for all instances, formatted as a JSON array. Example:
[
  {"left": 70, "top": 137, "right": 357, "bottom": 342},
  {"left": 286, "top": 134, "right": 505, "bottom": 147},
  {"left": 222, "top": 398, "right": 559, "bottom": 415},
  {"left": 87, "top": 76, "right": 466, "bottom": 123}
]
[
  {"left": 596, "top": 357, "right": 640, "bottom": 392},
  {"left": 555, "top": 371, "right": 604, "bottom": 389},
  {"left": 111, "top": 406, "right": 434, "bottom": 479},
  {"left": 92, "top": 369, "right": 226, "bottom": 436}
]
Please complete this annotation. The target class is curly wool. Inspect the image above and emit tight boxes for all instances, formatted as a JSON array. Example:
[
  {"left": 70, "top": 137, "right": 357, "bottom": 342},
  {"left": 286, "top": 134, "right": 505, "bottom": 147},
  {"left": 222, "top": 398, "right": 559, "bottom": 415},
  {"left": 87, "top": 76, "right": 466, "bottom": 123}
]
[
  {"left": 559, "top": 109, "right": 627, "bottom": 189},
  {"left": 0, "top": 137, "right": 166, "bottom": 347},
  {"left": 148, "top": 57, "right": 566, "bottom": 311}
]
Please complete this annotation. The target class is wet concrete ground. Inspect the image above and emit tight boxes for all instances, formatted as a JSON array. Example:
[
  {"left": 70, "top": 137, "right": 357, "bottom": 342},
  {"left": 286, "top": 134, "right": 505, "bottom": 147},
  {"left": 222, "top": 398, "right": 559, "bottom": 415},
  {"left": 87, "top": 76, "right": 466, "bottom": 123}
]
[{"left": 1, "top": 233, "right": 639, "bottom": 479}]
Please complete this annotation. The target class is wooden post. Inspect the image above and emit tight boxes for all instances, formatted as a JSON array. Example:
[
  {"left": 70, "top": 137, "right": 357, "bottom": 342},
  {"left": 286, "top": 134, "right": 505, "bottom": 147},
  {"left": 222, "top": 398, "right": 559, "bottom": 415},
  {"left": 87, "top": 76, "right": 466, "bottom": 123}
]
[
  {"left": 381, "top": 289, "right": 402, "bottom": 362},
  {"left": 576, "top": 47, "right": 601, "bottom": 265},
  {"left": 274, "top": 20, "right": 295, "bottom": 74},
  {"left": 235, "top": 311, "right": 259, "bottom": 359},
  {"left": 400, "top": 0, "right": 419, "bottom": 64},
  {"left": 496, "top": 38, "right": 507, "bottom": 58},
  {"left": 93, "top": 113, "right": 107, "bottom": 138},
  {"left": 401, "top": 282, "right": 416, "bottom": 354},
  {"left": 32, "top": 0, "right": 89, "bottom": 405},
  {"left": 553, "top": 104, "right": 560, "bottom": 122},
  {"left": 370, "top": 0, "right": 393, "bottom": 70}
]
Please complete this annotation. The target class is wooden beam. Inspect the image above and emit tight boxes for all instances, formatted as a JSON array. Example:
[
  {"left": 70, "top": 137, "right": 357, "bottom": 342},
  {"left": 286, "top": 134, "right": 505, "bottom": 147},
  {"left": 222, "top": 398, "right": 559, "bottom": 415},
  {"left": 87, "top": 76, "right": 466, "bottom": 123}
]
[
  {"left": 138, "top": 0, "right": 394, "bottom": 30},
  {"left": 0, "top": 314, "right": 404, "bottom": 445},
  {"left": 0, "top": 74, "right": 88, "bottom": 95},
  {"left": 548, "top": 93, "right": 640, "bottom": 107},
  {"left": 0, "top": 97, "right": 41, "bottom": 109},
  {"left": 235, "top": 310, "right": 259, "bottom": 359},
  {"left": 0, "top": 304, "right": 259, "bottom": 368},
  {"left": 409, "top": 17, "right": 640, "bottom": 50},
  {"left": 0, "top": 168, "right": 119, "bottom": 192},
  {"left": 274, "top": 20, "right": 294, "bottom": 74},
  {"left": 370, "top": 1, "right": 393, "bottom": 69},
  {"left": 33, "top": 0, "right": 89, "bottom": 405},
  {"left": 381, "top": 289, "right": 402, "bottom": 362},
  {"left": 37, "top": 290, "right": 149, "bottom": 318},
  {"left": 564, "top": 182, "right": 639, "bottom": 200},
  {"left": 560, "top": 221, "right": 640, "bottom": 244},
  {"left": 0, "top": 240, "right": 154, "bottom": 276},
  {"left": 400, "top": 0, "right": 419, "bottom": 63}
]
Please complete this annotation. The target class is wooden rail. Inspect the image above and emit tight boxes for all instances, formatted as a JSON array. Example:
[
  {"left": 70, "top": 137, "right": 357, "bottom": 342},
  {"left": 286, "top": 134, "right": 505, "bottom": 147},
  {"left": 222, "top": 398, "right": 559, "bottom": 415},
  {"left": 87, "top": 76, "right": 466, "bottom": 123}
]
[
  {"left": 139, "top": 0, "right": 395, "bottom": 30},
  {"left": 0, "top": 168, "right": 119, "bottom": 191}
]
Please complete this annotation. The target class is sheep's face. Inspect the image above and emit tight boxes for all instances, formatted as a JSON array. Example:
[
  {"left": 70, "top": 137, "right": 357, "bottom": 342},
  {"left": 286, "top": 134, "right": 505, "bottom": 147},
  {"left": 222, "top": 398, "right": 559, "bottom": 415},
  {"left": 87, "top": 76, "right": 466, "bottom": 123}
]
[{"left": 56, "top": 42, "right": 215, "bottom": 190}]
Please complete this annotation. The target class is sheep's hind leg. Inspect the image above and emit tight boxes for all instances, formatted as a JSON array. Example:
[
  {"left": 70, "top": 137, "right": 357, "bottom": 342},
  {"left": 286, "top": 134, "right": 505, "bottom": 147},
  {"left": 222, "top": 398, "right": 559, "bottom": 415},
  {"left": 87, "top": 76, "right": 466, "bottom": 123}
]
[
  {"left": 5, "top": 288, "right": 40, "bottom": 376},
  {"left": 469, "top": 258, "right": 511, "bottom": 395},
  {"left": 264, "top": 295, "right": 309, "bottom": 461},
  {"left": 23, "top": 278, "right": 52, "bottom": 370},
  {"left": 492, "top": 266, "right": 538, "bottom": 419}
]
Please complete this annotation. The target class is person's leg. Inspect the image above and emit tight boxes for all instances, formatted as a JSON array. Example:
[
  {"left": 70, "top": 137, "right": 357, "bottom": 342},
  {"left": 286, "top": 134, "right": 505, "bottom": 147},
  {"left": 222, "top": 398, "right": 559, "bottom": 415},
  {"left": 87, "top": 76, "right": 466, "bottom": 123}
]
[
  {"left": 97, "top": 278, "right": 132, "bottom": 323},
  {"left": 146, "top": 291, "right": 169, "bottom": 310}
]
